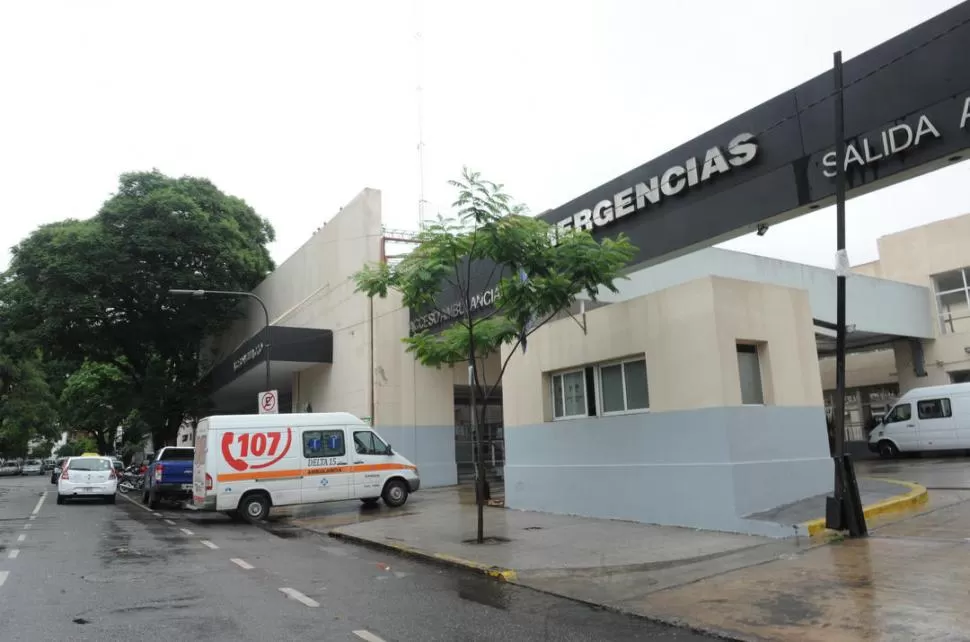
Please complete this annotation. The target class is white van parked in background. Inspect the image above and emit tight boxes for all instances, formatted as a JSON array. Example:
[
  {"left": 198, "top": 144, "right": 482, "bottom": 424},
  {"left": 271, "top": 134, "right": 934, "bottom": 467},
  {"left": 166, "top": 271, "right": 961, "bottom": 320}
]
[
  {"left": 192, "top": 412, "right": 420, "bottom": 522},
  {"left": 869, "top": 383, "right": 970, "bottom": 458}
]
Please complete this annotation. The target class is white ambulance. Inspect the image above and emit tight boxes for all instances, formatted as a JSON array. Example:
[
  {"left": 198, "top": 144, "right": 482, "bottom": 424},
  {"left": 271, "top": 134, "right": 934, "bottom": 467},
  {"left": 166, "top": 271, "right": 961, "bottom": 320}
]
[{"left": 192, "top": 412, "right": 420, "bottom": 522}]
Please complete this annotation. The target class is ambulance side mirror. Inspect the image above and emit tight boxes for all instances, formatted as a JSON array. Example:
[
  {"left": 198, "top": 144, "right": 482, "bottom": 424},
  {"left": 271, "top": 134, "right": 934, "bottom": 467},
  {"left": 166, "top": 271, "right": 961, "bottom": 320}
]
[{"left": 384, "top": 444, "right": 393, "bottom": 456}]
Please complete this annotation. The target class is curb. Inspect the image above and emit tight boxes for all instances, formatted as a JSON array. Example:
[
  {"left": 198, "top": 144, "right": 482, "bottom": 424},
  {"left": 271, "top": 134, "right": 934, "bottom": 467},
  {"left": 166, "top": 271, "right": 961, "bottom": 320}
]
[
  {"left": 327, "top": 530, "right": 518, "bottom": 582},
  {"left": 801, "top": 477, "right": 929, "bottom": 536}
]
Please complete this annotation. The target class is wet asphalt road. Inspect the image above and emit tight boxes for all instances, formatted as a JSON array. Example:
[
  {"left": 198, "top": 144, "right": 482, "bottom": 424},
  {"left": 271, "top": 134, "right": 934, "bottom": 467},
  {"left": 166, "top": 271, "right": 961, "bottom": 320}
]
[
  {"left": 0, "top": 475, "right": 712, "bottom": 642},
  {"left": 858, "top": 452, "right": 970, "bottom": 490}
]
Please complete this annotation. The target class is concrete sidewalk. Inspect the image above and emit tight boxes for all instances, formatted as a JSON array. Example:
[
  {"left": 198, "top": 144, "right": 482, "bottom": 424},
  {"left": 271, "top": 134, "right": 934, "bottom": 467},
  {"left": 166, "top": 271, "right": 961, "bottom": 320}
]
[{"left": 290, "top": 478, "right": 969, "bottom": 640}]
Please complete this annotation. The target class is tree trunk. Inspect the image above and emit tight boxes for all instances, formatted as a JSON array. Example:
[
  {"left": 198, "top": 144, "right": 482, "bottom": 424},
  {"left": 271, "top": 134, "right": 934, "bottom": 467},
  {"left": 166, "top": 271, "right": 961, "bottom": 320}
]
[{"left": 94, "top": 430, "right": 109, "bottom": 456}]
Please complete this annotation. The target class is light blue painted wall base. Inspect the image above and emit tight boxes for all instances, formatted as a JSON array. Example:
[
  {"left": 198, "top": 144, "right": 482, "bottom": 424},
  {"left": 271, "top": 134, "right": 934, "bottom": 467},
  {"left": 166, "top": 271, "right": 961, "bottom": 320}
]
[
  {"left": 505, "top": 406, "right": 833, "bottom": 538},
  {"left": 373, "top": 425, "right": 457, "bottom": 488}
]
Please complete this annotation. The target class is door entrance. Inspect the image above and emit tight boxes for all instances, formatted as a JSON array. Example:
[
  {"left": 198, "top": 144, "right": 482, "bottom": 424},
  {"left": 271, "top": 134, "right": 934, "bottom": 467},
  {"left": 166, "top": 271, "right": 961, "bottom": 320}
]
[{"left": 453, "top": 385, "right": 504, "bottom": 485}]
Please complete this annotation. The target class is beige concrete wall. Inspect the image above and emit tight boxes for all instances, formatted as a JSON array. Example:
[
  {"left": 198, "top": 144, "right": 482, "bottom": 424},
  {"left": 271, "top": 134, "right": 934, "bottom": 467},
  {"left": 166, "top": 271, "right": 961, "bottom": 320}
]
[
  {"left": 875, "top": 213, "right": 970, "bottom": 287},
  {"left": 371, "top": 291, "right": 455, "bottom": 427},
  {"left": 369, "top": 289, "right": 503, "bottom": 428},
  {"left": 210, "top": 188, "right": 384, "bottom": 417},
  {"left": 871, "top": 213, "right": 970, "bottom": 392},
  {"left": 501, "top": 276, "right": 823, "bottom": 427},
  {"left": 819, "top": 349, "right": 898, "bottom": 391},
  {"left": 852, "top": 260, "right": 882, "bottom": 278}
]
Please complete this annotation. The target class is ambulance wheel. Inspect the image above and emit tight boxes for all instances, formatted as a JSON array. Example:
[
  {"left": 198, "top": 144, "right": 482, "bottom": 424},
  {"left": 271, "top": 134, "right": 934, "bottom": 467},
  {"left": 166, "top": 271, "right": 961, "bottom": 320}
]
[
  {"left": 382, "top": 479, "right": 409, "bottom": 508},
  {"left": 239, "top": 492, "right": 270, "bottom": 523},
  {"left": 360, "top": 498, "right": 379, "bottom": 507}
]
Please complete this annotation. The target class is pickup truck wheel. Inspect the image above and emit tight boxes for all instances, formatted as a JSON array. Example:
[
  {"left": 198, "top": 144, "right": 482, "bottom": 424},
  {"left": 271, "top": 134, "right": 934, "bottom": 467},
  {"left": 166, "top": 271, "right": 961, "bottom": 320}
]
[
  {"left": 240, "top": 493, "right": 270, "bottom": 523},
  {"left": 148, "top": 488, "right": 161, "bottom": 510},
  {"left": 104, "top": 494, "right": 116, "bottom": 505},
  {"left": 56, "top": 494, "right": 65, "bottom": 505},
  {"left": 141, "top": 491, "right": 149, "bottom": 505},
  {"left": 382, "top": 479, "right": 409, "bottom": 508}
]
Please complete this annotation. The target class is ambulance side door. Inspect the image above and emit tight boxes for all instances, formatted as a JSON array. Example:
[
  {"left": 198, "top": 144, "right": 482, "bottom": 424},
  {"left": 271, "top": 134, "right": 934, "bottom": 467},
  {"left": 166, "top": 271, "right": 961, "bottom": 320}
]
[{"left": 301, "top": 427, "right": 351, "bottom": 504}]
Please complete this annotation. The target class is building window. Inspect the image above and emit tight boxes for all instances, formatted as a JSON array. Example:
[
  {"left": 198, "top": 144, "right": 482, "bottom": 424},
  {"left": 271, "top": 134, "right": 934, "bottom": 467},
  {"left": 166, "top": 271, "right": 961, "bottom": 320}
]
[
  {"left": 598, "top": 358, "right": 649, "bottom": 414},
  {"left": 551, "top": 358, "right": 649, "bottom": 420},
  {"left": 933, "top": 268, "right": 970, "bottom": 334},
  {"left": 552, "top": 369, "right": 588, "bottom": 419},
  {"left": 737, "top": 343, "right": 764, "bottom": 405},
  {"left": 916, "top": 398, "right": 952, "bottom": 420}
]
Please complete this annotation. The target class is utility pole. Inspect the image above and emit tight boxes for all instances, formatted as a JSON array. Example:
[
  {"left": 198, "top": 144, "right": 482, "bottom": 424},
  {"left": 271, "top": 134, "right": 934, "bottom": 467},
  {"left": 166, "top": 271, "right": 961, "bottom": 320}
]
[{"left": 826, "top": 50, "right": 868, "bottom": 537}]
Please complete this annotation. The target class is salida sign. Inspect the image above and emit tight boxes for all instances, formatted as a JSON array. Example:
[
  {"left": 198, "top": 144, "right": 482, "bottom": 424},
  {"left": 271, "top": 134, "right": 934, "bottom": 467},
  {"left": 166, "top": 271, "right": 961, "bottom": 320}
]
[
  {"left": 819, "top": 98, "right": 970, "bottom": 177},
  {"left": 221, "top": 427, "right": 293, "bottom": 472}
]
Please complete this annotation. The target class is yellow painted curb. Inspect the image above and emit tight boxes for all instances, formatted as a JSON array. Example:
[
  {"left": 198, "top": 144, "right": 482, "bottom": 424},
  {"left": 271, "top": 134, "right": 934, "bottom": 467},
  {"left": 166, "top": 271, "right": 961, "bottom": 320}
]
[
  {"left": 802, "top": 477, "right": 929, "bottom": 536},
  {"left": 328, "top": 531, "right": 518, "bottom": 582}
]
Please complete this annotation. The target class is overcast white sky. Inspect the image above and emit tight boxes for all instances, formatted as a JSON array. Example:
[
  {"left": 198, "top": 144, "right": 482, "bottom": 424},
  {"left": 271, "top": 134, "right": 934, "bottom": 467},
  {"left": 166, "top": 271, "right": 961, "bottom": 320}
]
[{"left": 1, "top": 0, "right": 967, "bottom": 275}]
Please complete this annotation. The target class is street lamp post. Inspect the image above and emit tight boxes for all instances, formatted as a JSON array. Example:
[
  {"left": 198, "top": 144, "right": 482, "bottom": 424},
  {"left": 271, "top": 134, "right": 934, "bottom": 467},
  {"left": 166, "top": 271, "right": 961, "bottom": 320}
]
[{"left": 168, "top": 289, "right": 272, "bottom": 393}]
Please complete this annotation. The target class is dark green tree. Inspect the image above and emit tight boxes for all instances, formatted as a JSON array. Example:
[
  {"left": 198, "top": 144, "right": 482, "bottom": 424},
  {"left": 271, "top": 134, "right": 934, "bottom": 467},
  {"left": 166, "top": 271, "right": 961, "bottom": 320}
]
[
  {"left": 59, "top": 361, "right": 132, "bottom": 455},
  {"left": 354, "top": 168, "right": 636, "bottom": 542},
  {"left": 4, "top": 170, "right": 276, "bottom": 447},
  {"left": 0, "top": 286, "right": 61, "bottom": 458}
]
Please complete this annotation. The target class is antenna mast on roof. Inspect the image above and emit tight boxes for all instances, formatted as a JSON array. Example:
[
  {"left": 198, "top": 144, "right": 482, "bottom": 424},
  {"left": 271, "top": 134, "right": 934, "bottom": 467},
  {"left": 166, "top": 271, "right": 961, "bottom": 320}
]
[{"left": 414, "top": 0, "right": 429, "bottom": 230}]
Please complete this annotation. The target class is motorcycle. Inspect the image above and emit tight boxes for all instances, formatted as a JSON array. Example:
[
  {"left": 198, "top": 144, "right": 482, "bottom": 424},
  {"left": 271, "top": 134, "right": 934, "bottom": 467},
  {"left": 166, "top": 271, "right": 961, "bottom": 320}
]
[{"left": 117, "top": 467, "right": 145, "bottom": 494}]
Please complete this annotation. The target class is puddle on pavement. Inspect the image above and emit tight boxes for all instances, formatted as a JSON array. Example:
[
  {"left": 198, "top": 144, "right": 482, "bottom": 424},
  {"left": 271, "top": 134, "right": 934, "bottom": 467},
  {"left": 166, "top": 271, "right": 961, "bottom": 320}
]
[
  {"left": 262, "top": 522, "right": 309, "bottom": 540},
  {"left": 455, "top": 575, "right": 511, "bottom": 611}
]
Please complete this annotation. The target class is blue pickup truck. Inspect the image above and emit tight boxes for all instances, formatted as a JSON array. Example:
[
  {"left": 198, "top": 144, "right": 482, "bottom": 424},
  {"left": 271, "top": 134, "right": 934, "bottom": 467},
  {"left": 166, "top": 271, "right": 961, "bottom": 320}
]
[{"left": 143, "top": 446, "right": 194, "bottom": 509}]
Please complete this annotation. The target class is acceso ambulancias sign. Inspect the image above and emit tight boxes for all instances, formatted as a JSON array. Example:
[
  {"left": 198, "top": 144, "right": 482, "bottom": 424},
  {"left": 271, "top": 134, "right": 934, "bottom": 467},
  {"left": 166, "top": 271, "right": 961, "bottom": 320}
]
[{"left": 410, "top": 284, "right": 501, "bottom": 334}]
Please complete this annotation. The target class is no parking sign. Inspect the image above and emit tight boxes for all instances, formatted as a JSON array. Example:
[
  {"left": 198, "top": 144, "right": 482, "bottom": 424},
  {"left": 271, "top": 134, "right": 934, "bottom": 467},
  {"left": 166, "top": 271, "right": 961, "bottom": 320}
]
[{"left": 258, "top": 390, "right": 279, "bottom": 414}]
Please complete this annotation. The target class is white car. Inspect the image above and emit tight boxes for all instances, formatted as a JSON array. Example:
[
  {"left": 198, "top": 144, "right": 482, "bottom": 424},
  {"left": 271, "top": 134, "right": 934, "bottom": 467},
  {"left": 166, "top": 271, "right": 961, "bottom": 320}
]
[
  {"left": 22, "top": 459, "right": 43, "bottom": 475},
  {"left": 56, "top": 456, "right": 118, "bottom": 504}
]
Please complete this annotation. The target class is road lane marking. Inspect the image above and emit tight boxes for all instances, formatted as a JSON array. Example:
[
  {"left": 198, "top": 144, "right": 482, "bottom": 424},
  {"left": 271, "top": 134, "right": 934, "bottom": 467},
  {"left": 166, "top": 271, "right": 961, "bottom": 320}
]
[
  {"left": 29, "top": 516, "right": 36, "bottom": 521},
  {"left": 0, "top": 571, "right": 7, "bottom": 588},
  {"left": 8, "top": 550, "right": 19, "bottom": 560},
  {"left": 31, "top": 492, "right": 47, "bottom": 515},
  {"left": 231, "top": 558, "right": 254, "bottom": 570},
  {"left": 23, "top": 524, "right": 30, "bottom": 530},
  {"left": 118, "top": 492, "right": 153, "bottom": 512},
  {"left": 164, "top": 519, "right": 176, "bottom": 526},
  {"left": 353, "top": 632, "right": 387, "bottom": 642},
  {"left": 200, "top": 540, "right": 219, "bottom": 550},
  {"left": 16, "top": 534, "right": 26, "bottom": 542},
  {"left": 180, "top": 528, "right": 195, "bottom": 536},
  {"left": 278, "top": 587, "right": 319, "bottom": 608}
]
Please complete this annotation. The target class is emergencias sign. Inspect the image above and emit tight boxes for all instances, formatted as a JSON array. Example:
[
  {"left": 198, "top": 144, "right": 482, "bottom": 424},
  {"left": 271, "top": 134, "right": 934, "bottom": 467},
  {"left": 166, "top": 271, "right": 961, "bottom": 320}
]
[{"left": 550, "top": 132, "right": 758, "bottom": 242}]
